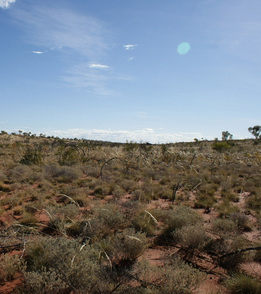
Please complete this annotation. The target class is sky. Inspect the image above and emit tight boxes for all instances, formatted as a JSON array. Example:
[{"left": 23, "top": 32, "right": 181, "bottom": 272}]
[{"left": 0, "top": 0, "right": 260, "bottom": 143}]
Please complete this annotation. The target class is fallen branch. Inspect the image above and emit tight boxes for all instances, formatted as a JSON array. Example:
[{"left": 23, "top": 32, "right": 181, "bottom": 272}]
[{"left": 219, "top": 246, "right": 261, "bottom": 259}]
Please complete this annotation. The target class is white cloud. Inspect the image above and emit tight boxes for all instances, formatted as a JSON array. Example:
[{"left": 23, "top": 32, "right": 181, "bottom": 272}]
[
  {"left": 32, "top": 51, "right": 44, "bottom": 54},
  {"left": 128, "top": 57, "right": 135, "bottom": 61},
  {"left": 124, "top": 44, "right": 138, "bottom": 50},
  {"left": 0, "top": 0, "right": 16, "bottom": 9},
  {"left": 89, "top": 63, "right": 109, "bottom": 69},
  {"left": 42, "top": 128, "right": 203, "bottom": 143}
]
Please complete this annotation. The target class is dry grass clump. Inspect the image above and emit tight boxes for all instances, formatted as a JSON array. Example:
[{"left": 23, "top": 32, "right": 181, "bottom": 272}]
[
  {"left": 8, "top": 164, "right": 32, "bottom": 182},
  {"left": 0, "top": 254, "right": 23, "bottom": 282},
  {"left": 132, "top": 210, "right": 158, "bottom": 236}
]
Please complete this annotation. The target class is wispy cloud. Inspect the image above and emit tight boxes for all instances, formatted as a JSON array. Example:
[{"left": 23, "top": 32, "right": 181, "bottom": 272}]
[
  {"left": 32, "top": 51, "right": 44, "bottom": 55},
  {"left": 0, "top": 0, "right": 16, "bottom": 9},
  {"left": 62, "top": 62, "right": 131, "bottom": 95},
  {"left": 62, "top": 63, "right": 114, "bottom": 95},
  {"left": 9, "top": 3, "right": 124, "bottom": 94},
  {"left": 124, "top": 44, "right": 138, "bottom": 50},
  {"left": 43, "top": 128, "right": 203, "bottom": 143},
  {"left": 89, "top": 63, "right": 109, "bottom": 69},
  {"left": 11, "top": 5, "right": 108, "bottom": 58}
]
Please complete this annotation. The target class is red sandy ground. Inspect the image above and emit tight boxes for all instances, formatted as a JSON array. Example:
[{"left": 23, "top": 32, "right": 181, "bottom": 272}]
[{"left": 0, "top": 192, "right": 260, "bottom": 293}]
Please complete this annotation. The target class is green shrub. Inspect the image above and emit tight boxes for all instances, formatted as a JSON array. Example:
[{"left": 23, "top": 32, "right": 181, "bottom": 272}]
[
  {"left": 22, "top": 268, "right": 67, "bottom": 294},
  {"left": 132, "top": 256, "right": 204, "bottom": 294},
  {"left": 247, "top": 193, "right": 261, "bottom": 211},
  {"left": 44, "top": 165, "right": 82, "bottom": 183},
  {"left": 132, "top": 210, "right": 158, "bottom": 236},
  {"left": 20, "top": 147, "right": 43, "bottom": 165},
  {"left": 162, "top": 206, "right": 202, "bottom": 238},
  {"left": 218, "top": 236, "right": 247, "bottom": 270},
  {"left": 58, "top": 148, "right": 81, "bottom": 165},
  {"left": 96, "top": 204, "right": 127, "bottom": 232},
  {"left": 216, "top": 200, "right": 239, "bottom": 217},
  {"left": 112, "top": 229, "right": 147, "bottom": 263},
  {"left": 225, "top": 274, "right": 261, "bottom": 294},
  {"left": 194, "top": 194, "right": 215, "bottom": 209},
  {"left": 230, "top": 213, "right": 251, "bottom": 232},
  {"left": 22, "top": 237, "right": 111, "bottom": 293},
  {"left": 174, "top": 223, "right": 210, "bottom": 251},
  {"left": 9, "top": 165, "right": 32, "bottom": 182},
  {"left": 212, "top": 142, "right": 232, "bottom": 152},
  {"left": 211, "top": 218, "right": 238, "bottom": 237}
]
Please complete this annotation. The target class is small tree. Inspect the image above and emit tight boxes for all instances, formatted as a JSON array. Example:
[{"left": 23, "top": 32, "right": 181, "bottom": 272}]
[
  {"left": 248, "top": 125, "right": 261, "bottom": 140},
  {"left": 222, "top": 131, "right": 233, "bottom": 141}
]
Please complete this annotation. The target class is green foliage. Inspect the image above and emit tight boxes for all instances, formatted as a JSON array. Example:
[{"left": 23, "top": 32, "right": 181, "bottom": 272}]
[
  {"left": 132, "top": 210, "right": 158, "bottom": 236},
  {"left": 20, "top": 147, "right": 43, "bottom": 165},
  {"left": 161, "top": 206, "right": 202, "bottom": 240},
  {"left": 112, "top": 229, "right": 147, "bottom": 262},
  {"left": 174, "top": 223, "right": 210, "bottom": 251},
  {"left": 96, "top": 204, "right": 127, "bottom": 232},
  {"left": 58, "top": 147, "right": 81, "bottom": 165},
  {"left": 212, "top": 142, "right": 232, "bottom": 152},
  {"left": 248, "top": 125, "right": 261, "bottom": 140},
  {"left": 222, "top": 131, "right": 233, "bottom": 141},
  {"left": 132, "top": 256, "right": 205, "bottom": 294},
  {"left": 211, "top": 218, "right": 238, "bottom": 237},
  {"left": 225, "top": 274, "right": 261, "bottom": 294},
  {"left": 247, "top": 193, "right": 261, "bottom": 212},
  {"left": 22, "top": 237, "right": 112, "bottom": 293},
  {"left": 44, "top": 165, "right": 82, "bottom": 183}
]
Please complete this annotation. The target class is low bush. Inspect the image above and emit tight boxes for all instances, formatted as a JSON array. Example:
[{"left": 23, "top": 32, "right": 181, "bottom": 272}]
[
  {"left": 22, "top": 236, "right": 112, "bottom": 293},
  {"left": 132, "top": 256, "right": 205, "bottom": 294},
  {"left": 174, "top": 223, "right": 211, "bottom": 251},
  {"left": 112, "top": 229, "right": 147, "bottom": 263},
  {"left": 211, "top": 218, "right": 238, "bottom": 237},
  {"left": 247, "top": 193, "right": 261, "bottom": 212},
  {"left": 9, "top": 165, "right": 32, "bottom": 182},
  {"left": 132, "top": 210, "right": 158, "bottom": 236},
  {"left": 0, "top": 254, "right": 23, "bottom": 282},
  {"left": 162, "top": 206, "right": 202, "bottom": 239},
  {"left": 44, "top": 165, "right": 82, "bottom": 183},
  {"left": 225, "top": 274, "right": 261, "bottom": 294}
]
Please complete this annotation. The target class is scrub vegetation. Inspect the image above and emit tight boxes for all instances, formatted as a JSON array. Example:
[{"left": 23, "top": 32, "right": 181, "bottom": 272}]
[{"left": 0, "top": 131, "right": 260, "bottom": 293}]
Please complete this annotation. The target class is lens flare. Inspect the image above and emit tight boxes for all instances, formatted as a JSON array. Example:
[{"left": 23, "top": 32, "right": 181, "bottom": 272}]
[{"left": 177, "top": 42, "right": 191, "bottom": 55}]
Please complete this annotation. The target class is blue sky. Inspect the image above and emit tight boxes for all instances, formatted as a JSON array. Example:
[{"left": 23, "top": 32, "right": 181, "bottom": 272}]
[{"left": 0, "top": 0, "right": 260, "bottom": 143}]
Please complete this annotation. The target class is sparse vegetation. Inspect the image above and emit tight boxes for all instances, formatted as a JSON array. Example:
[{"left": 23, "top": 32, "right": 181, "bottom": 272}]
[{"left": 0, "top": 133, "right": 260, "bottom": 293}]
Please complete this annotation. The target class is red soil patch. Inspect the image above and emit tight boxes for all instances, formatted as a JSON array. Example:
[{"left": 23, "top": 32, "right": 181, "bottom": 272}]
[
  {"left": 241, "top": 262, "right": 261, "bottom": 279},
  {"left": 0, "top": 275, "right": 23, "bottom": 294}
]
